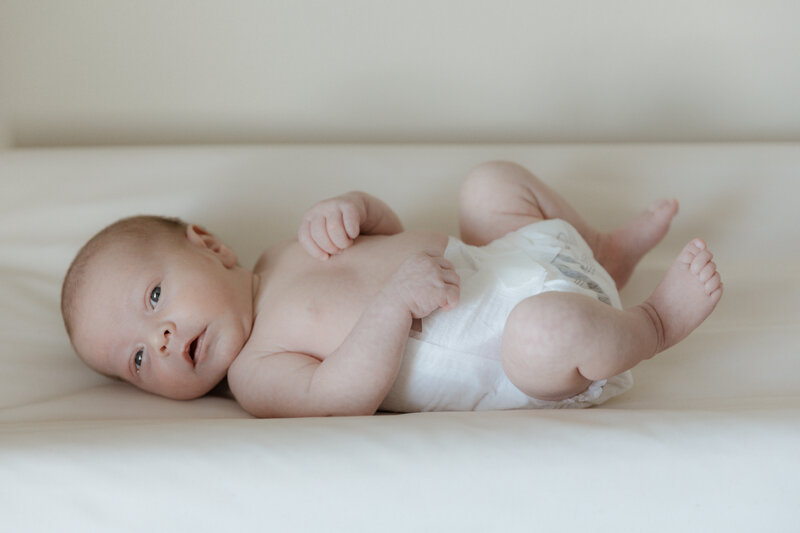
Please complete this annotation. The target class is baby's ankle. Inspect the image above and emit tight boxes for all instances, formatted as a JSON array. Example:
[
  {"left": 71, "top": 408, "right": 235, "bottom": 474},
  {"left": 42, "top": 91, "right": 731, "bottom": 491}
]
[{"left": 634, "top": 302, "right": 666, "bottom": 357}]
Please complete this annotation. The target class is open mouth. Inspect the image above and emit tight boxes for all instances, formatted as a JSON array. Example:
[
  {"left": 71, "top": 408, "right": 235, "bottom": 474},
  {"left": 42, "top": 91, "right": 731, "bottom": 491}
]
[
  {"left": 184, "top": 330, "right": 205, "bottom": 368},
  {"left": 189, "top": 337, "right": 199, "bottom": 362},
  {"left": 183, "top": 329, "right": 206, "bottom": 368}
]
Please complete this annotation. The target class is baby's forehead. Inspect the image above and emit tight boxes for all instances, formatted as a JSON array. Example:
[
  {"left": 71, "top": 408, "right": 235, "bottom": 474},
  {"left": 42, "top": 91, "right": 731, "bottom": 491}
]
[
  {"left": 88, "top": 238, "right": 157, "bottom": 272},
  {"left": 80, "top": 234, "right": 182, "bottom": 297},
  {"left": 92, "top": 228, "right": 184, "bottom": 265},
  {"left": 79, "top": 244, "right": 149, "bottom": 300}
]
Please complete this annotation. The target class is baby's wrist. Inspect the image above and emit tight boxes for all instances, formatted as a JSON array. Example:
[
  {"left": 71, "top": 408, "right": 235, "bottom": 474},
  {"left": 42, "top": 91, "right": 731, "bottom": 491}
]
[{"left": 375, "top": 287, "right": 414, "bottom": 321}]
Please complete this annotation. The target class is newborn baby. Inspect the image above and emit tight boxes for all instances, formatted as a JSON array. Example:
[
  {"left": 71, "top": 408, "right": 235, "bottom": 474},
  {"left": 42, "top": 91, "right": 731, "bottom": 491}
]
[{"left": 61, "top": 161, "right": 723, "bottom": 417}]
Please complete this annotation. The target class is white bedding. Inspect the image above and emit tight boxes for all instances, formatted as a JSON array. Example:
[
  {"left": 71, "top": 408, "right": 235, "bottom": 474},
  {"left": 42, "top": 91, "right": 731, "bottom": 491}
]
[{"left": 1, "top": 144, "right": 799, "bottom": 531}]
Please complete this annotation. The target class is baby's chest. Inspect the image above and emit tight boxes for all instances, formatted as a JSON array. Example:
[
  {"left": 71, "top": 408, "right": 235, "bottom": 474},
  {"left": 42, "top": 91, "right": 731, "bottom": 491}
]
[
  {"left": 251, "top": 235, "right": 439, "bottom": 358},
  {"left": 254, "top": 270, "right": 380, "bottom": 358}
]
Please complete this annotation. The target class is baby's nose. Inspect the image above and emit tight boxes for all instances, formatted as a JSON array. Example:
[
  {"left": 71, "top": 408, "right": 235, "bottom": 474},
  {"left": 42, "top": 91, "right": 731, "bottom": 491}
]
[{"left": 152, "top": 322, "right": 177, "bottom": 357}]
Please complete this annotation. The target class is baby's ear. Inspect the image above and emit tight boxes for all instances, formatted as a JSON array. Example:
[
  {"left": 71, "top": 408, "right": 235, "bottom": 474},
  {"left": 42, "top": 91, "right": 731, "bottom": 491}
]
[{"left": 185, "top": 224, "right": 238, "bottom": 269}]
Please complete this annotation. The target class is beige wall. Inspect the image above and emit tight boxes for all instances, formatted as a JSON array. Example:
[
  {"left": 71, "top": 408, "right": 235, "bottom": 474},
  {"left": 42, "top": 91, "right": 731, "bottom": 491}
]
[{"left": 1, "top": 0, "right": 798, "bottom": 148}]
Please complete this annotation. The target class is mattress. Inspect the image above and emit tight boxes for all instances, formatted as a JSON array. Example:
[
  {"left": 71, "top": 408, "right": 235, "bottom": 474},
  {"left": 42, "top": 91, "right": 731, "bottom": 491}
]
[{"left": 1, "top": 144, "right": 798, "bottom": 531}]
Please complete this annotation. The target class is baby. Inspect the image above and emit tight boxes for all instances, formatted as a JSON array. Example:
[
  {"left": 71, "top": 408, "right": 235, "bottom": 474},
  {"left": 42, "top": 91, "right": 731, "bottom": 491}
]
[{"left": 61, "top": 161, "right": 723, "bottom": 417}]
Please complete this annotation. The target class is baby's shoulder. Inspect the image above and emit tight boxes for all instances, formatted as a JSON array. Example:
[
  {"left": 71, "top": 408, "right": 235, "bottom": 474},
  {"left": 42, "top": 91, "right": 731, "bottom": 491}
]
[{"left": 253, "top": 238, "right": 296, "bottom": 272}]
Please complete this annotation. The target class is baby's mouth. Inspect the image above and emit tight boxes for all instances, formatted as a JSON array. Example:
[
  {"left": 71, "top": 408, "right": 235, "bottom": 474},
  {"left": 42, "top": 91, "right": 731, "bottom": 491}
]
[
  {"left": 189, "top": 337, "right": 199, "bottom": 363},
  {"left": 183, "top": 331, "right": 203, "bottom": 368},
  {"left": 185, "top": 328, "right": 207, "bottom": 368}
]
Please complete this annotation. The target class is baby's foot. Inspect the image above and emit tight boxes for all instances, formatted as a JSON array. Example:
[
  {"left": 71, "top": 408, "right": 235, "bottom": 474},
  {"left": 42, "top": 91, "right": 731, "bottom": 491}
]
[
  {"left": 640, "top": 239, "right": 723, "bottom": 354},
  {"left": 597, "top": 198, "right": 679, "bottom": 289}
]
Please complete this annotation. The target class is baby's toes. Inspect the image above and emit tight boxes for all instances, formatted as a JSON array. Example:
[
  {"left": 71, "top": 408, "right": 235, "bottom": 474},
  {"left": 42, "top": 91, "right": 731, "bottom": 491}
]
[
  {"left": 690, "top": 249, "right": 713, "bottom": 274},
  {"left": 698, "top": 261, "right": 717, "bottom": 283},
  {"left": 705, "top": 271, "right": 722, "bottom": 295},
  {"left": 678, "top": 238, "right": 706, "bottom": 265}
]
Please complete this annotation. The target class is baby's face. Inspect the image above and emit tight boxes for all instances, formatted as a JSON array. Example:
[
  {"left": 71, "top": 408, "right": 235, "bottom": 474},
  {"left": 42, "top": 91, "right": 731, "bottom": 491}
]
[{"left": 71, "top": 227, "right": 255, "bottom": 400}]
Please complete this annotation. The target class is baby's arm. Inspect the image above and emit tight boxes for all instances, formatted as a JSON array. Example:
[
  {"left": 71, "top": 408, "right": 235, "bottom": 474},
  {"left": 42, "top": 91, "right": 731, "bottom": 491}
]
[
  {"left": 298, "top": 191, "right": 404, "bottom": 260},
  {"left": 230, "top": 252, "right": 460, "bottom": 418}
]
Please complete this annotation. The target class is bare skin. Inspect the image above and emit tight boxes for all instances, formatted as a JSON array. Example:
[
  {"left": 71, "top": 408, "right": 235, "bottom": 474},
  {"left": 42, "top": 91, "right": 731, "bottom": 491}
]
[
  {"left": 229, "top": 161, "right": 721, "bottom": 415},
  {"left": 458, "top": 160, "right": 679, "bottom": 289},
  {"left": 73, "top": 161, "right": 722, "bottom": 416},
  {"left": 459, "top": 161, "right": 721, "bottom": 401}
]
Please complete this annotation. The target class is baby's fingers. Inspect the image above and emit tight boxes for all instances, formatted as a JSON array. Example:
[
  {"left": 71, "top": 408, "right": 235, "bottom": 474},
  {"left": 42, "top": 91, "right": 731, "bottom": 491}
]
[
  {"left": 310, "top": 216, "right": 339, "bottom": 256},
  {"left": 438, "top": 263, "right": 460, "bottom": 311},
  {"left": 298, "top": 219, "right": 330, "bottom": 260},
  {"left": 327, "top": 212, "right": 353, "bottom": 250},
  {"left": 440, "top": 267, "right": 460, "bottom": 288},
  {"left": 439, "top": 280, "right": 461, "bottom": 311},
  {"left": 428, "top": 253, "right": 455, "bottom": 271},
  {"left": 341, "top": 203, "right": 362, "bottom": 240}
]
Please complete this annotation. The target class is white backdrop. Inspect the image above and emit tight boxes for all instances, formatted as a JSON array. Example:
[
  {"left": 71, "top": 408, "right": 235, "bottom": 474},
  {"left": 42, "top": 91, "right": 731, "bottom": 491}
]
[{"left": 1, "top": 0, "right": 799, "bottom": 148}]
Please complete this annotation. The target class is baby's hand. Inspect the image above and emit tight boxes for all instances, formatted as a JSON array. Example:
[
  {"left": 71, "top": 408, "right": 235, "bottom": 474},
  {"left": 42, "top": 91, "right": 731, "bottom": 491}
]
[
  {"left": 298, "top": 193, "right": 367, "bottom": 260},
  {"left": 381, "top": 252, "right": 461, "bottom": 319}
]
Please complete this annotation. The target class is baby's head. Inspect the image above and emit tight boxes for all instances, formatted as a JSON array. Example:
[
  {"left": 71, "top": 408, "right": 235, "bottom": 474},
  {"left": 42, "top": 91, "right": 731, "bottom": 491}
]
[{"left": 62, "top": 216, "right": 255, "bottom": 400}]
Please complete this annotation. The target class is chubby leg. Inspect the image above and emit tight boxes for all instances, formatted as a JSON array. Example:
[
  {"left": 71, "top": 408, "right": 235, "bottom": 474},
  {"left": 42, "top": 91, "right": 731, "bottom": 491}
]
[
  {"left": 501, "top": 239, "right": 723, "bottom": 401},
  {"left": 458, "top": 161, "right": 678, "bottom": 289},
  {"left": 459, "top": 160, "right": 596, "bottom": 246}
]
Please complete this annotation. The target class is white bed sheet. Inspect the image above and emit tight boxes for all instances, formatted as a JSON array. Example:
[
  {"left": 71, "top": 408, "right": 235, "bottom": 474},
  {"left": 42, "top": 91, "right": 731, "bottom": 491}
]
[{"left": 1, "top": 144, "right": 798, "bottom": 532}]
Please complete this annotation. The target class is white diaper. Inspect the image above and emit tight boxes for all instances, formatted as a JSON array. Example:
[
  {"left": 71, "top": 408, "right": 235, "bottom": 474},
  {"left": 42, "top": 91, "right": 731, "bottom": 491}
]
[{"left": 379, "top": 219, "right": 634, "bottom": 412}]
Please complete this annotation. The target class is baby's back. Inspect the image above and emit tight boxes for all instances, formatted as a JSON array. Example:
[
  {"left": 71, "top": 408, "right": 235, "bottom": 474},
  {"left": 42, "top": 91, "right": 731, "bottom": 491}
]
[{"left": 243, "top": 230, "right": 448, "bottom": 360}]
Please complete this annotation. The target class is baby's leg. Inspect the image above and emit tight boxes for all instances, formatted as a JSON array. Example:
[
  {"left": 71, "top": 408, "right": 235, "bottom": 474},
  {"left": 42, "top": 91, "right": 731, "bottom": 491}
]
[
  {"left": 458, "top": 161, "right": 678, "bottom": 289},
  {"left": 501, "top": 239, "right": 723, "bottom": 401},
  {"left": 459, "top": 160, "right": 597, "bottom": 246}
]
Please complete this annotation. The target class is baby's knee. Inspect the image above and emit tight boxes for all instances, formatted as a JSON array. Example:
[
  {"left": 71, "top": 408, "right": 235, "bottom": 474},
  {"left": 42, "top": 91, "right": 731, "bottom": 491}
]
[
  {"left": 459, "top": 161, "right": 541, "bottom": 226},
  {"left": 461, "top": 161, "right": 530, "bottom": 197},
  {"left": 501, "top": 293, "right": 596, "bottom": 400},
  {"left": 503, "top": 292, "right": 585, "bottom": 356}
]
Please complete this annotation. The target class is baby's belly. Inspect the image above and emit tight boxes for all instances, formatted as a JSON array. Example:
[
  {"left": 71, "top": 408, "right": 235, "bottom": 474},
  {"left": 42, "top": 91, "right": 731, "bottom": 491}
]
[
  {"left": 254, "top": 231, "right": 448, "bottom": 359},
  {"left": 277, "top": 274, "right": 378, "bottom": 357}
]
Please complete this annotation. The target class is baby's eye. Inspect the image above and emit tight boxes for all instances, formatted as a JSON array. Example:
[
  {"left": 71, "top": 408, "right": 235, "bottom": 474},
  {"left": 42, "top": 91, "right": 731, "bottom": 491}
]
[
  {"left": 149, "top": 285, "right": 161, "bottom": 309},
  {"left": 134, "top": 349, "right": 143, "bottom": 374}
]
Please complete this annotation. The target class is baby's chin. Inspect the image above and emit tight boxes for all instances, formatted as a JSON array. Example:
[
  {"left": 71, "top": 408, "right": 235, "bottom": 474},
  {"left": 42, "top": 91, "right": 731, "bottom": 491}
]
[
  {"left": 143, "top": 368, "right": 229, "bottom": 400},
  {"left": 151, "top": 379, "right": 220, "bottom": 401}
]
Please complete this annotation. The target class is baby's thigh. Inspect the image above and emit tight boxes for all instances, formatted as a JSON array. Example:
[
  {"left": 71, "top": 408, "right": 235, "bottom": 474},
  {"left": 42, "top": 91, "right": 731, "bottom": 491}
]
[{"left": 459, "top": 161, "right": 546, "bottom": 246}]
